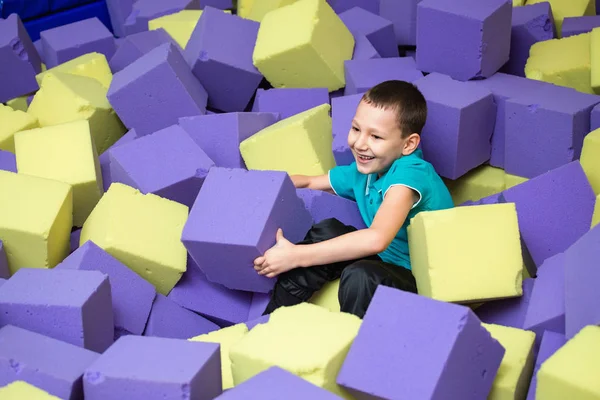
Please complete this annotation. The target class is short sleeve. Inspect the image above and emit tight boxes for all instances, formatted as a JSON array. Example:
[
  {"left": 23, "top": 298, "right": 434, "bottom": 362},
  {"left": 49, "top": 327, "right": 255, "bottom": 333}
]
[
  {"left": 328, "top": 163, "right": 358, "bottom": 201},
  {"left": 382, "top": 159, "right": 429, "bottom": 209}
]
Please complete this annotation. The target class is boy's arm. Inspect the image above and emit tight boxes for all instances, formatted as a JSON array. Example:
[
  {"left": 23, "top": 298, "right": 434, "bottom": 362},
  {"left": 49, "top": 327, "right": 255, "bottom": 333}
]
[{"left": 290, "top": 174, "right": 334, "bottom": 194}]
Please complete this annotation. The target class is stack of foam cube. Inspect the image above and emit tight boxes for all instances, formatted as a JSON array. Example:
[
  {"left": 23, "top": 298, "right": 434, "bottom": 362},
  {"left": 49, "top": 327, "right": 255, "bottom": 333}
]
[{"left": 1, "top": 0, "right": 600, "bottom": 398}]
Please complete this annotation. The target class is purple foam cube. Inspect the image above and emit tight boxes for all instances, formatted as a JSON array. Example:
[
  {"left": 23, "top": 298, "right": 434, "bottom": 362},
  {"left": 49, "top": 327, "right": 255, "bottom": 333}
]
[
  {"left": 201, "top": 0, "right": 233, "bottom": 9},
  {"left": 55, "top": 241, "right": 157, "bottom": 337},
  {"left": 352, "top": 34, "right": 381, "bottom": 60},
  {"left": 70, "top": 229, "right": 81, "bottom": 253},
  {"left": 525, "top": 330, "right": 566, "bottom": 400},
  {"left": 0, "top": 278, "right": 5, "bottom": 287},
  {"left": 179, "top": 112, "right": 279, "bottom": 169},
  {"left": 337, "top": 285, "right": 505, "bottom": 399},
  {"left": 123, "top": 0, "right": 201, "bottom": 36},
  {"left": 475, "top": 278, "right": 535, "bottom": 329},
  {"left": 0, "top": 325, "right": 99, "bottom": 399},
  {"left": 0, "top": 14, "right": 42, "bottom": 103},
  {"left": 0, "top": 241, "right": 8, "bottom": 279},
  {"left": 592, "top": 103, "right": 600, "bottom": 131},
  {"left": 251, "top": 88, "right": 329, "bottom": 120},
  {"left": 181, "top": 168, "right": 313, "bottom": 293},
  {"left": 40, "top": 17, "right": 116, "bottom": 69},
  {"left": 339, "top": 7, "right": 398, "bottom": 58},
  {"left": 105, "top": 0, "right": 136, "bottom": 37},
  {"left": 107, "top": 42, "right": 208, "bottom": 137},
  {"left": 297, "top": 188, "right": 367, "bottom": 230},
  {"left": 0, "top": 268, "right": 114, "bottom": 353},
  {"left": 108, "top": 124, "right": 215, "bottom": 208},
  {"left": 216, "top": 366, "right": 341, "bottom": 399},
  {"left": 185, "top": 6, "right": 263, "bottom": 112},
  {"left": 501, "top": 2, "right": 555, "bottom": 77},
  {"left": 501, "top": 161, "right": 596, "bottom": 267},
  {"left": 327, "top": 0, "right": 380, "bottom": 14},
  {"left": 416, "top": 0, "right": 512, "bottom": 81},
  {"left": 331, "top": 93, "right": 364, "bottom": 165},
  {"left": 100, "top": 129, "right": 137, "bottom": 192},
  {"left": 33, "top": 39, "right": 43, "bottom": 61},
  {"left": 415, "top": 72, "right": 496, "bottom": 179},
  {"left": 344, "top": 57, "right": 423, "bottom": 96},
  {"left": 379, "top": 0, "right": 421, "bottom": 46},
  {"left": 109, "top": 28, "right": 178, "bottom": 73},
  {"left": 247, "top": 292, "right": 270, "bottom": 321},
  {"left": 83, "top": 335, "right": 222, "bottom": 400},
  {"left": 0, "top": 150, "right": 16, "bottom": 173},
  {"left": 245, "top": 314, "right": 270, "bottom": 331},
  {"left": 562, "top": 15, "right": 600, "bottom": 37}
]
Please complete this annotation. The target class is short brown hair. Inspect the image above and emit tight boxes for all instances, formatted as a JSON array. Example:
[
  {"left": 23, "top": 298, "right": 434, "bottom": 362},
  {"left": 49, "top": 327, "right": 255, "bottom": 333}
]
[{"left": 361, "top": 80, "right": 427, "bottom": 138}]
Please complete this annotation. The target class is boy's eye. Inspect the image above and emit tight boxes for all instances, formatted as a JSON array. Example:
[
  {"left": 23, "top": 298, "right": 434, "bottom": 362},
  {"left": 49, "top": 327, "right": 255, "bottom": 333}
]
[
  {"left": 351, "top": 126, "right": 359, "bottom": 131},
  {"left": 372, "top": 135, "right": 382, "bottom": 140}
]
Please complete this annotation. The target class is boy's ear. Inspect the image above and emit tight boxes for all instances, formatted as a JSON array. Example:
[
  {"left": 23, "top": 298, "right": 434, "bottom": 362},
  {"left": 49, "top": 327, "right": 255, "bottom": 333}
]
[{"left": 402, "top": 133, "right": 421, "bottom": 155}]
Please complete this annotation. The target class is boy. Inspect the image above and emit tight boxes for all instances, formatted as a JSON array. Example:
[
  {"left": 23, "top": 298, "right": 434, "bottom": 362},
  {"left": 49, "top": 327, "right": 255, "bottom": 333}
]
[{"left": 254, "top": 80, "right": 454, "bottom": 318}]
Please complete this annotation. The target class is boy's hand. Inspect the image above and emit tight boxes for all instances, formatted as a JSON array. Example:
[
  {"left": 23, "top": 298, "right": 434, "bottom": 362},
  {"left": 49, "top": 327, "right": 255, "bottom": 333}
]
[{"left": 253, "top": 229, "right": 299, "bottom": 278}]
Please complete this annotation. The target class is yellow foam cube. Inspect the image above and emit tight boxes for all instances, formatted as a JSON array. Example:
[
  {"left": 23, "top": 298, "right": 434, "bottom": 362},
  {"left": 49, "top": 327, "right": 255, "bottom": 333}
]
[
  {"left": 6, "top": 95, "right": 30, "bottom": 112},
  {"left": 525, "top": 32, "right": 593, "bottom": 94},
  {"left": 246, "top": 0, "right": 298, "bottom": 22},
  {"left": 483, "top": 323, "right": 536, "bottom": 400},
  {"left": 239, "top": 104, "right": 335, "bottom": 175},
  {"left": 308, "top": 279, "right": 341, "bottom": 312},
  {"left": 252, "top": 0, "right": 354, "bottom": 91},
  {"left": 537, "top": 325, "right": 600, "bottom": 399},
  {"left": 190, "top": 323, "right": 249, "bottom": 390},
  {"left": 407, "top": 203, "right": 524, "bottom": 303},
  {"left": 14, "top": 120, "right": 103, "bottom": 227},
  {"left": 0, "top": 104, "right": 39, "bottom": 153},
  {"left": 505, "top": 173, "right": 528, "bottom": 189},
  {"left": 229, "top": 303, "right": 361, "bottom": 398},
  {"left": 149, "top": 11, "right": 202, "bottom": 48},
  {"left": 591, "top": 194, "right": 600, "bottom": 229},
  {"left": 0, "top": 170, "right": 72, "bottom": 275},
  {"left": 580, "top": 127, "right": 600, "bottom": 195},
  {"left": 79, "top": 182, "right": 188, "bottom": 295},
  {"left": 0, "top": 381, "right": 61, "bottom": 399},
  {"left": 238, "top": 0, "right": 256, "bottom": 17},
  {"left": 513, "top": 0, "right": 525, "bottom": 5},
  {"left": 444, "top": 164, "right": 506, "bottom": 205},
  {"left": 528, "top": 0, "right": 595, "bottom": 37},
  {"left": 27, "top": 72, "right": 126, "bottom": 155},
  {"left": 591, "top": 27, "right": 600, "bottom": 93},
  {"left": 36, "top": 52, "right": 113, "bottom": 88}
]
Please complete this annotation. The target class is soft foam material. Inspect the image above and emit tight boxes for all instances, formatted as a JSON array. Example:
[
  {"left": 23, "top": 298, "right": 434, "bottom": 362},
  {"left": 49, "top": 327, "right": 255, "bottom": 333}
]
[
  {"left": 581, "top": 127, "right": 600, "bottom": 194},
  {"left": 239, "top": 104, "right": 336, "bottom": 175},
  {"left": 0, "top": 240, "right": 8, "bottom": 279},
  {"left": 0, "top": 170, "right": 72, "bottom": 274},
  {"left": 0, "top": 104, "right": 39, "bottom": 153},
  {"left": 148, "top": 10, "right": 203, "bottom": 48},
  {"left": 108, "top": 29, "right": 176, "bottom": 73},
  {"left": 476, "top": 278, "right": 534, "bottom": 330},
  {"left": 36, "top": 52, "right": 113, "bottom": 88},
  {"left": 122, "top": 0, "right": 201, "bottom": 36},
  {"left": 562, "top": 15, "right": 600, "bottom": 36},
  {"left": 344, "top": 57, "right": 423, "bottom": 96},
  {"left": 445, "top": 164, "right": 506, "bottom": 206},
  {"left": 378, "top": 0, "right": 420, "bottom": 46},
  {"left": 245, "top": 0, "right": 298, "bottom": 22},
  {"left": 525, "top": 331, "right": 567, "bottom": 400},
  {"left": 0, "top": 381, "right": 61, "bottom": 399},
  {"left": 252, "top": 0, "right": 355, "bottom": 91},
  {"left": 308, "top": 279, "right": 341, "bottom": 312},
  {"left": 80, "top": 182, "right": 189, "bottom": 296},
  {"left": 527, "top": 0, "right": 595, "bottom": 37},
  {"left": 338, "top": 6, "right": 398, "bottom": 58},
  {"left": 0, "top": 150, "right": 17, "bottom": 173},
  {"left": 6, "top": 95, "right": 30, "bottom": 112},
  {"left": 104, "top": 0, "right": 136, "bottom": 37},
  {"left": 351, "top": 34, "right": 381, "bottom": 60},
  {"left": 251, "top": 88, "right": 329, "bottom": 120},
  {"left": 592, "top": 194, "right": 600, "bottom": 228},
  {"left": 297, "top": 188, "right": 367, "bottom": 229},
  {"left": 99, "top": 129, "right": 137, "bottom": 192},
  {"left": 331, "top": 92, "right": 364, "bottom": 165}
]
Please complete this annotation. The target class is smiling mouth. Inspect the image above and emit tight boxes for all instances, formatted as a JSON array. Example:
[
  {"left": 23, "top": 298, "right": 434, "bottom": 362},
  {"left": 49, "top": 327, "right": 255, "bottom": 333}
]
[{"left": 357, "top": 154, "right": 375, "bottom": 161}]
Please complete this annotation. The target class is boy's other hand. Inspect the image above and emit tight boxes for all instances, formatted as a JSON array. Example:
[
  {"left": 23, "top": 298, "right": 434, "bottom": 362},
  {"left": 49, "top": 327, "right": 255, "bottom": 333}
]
[{"left": 253, "top": 228, "right": 299, "bottom": 278}]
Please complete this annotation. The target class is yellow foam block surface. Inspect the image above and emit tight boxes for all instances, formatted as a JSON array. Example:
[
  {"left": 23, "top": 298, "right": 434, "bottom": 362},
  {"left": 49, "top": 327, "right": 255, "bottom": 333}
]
[
  {"left": 246, "top": 0, "right": 298, "bottom": 22},
  {"left": 189, "top": 323, "right": 249, "bottom": 390},
  {"left": 308, "top": 279, "right": 341, "bottom": 312},
  {"left": 504, "top": 173, "right": 528, "bottom": 189},
  {"left": 35, "top": 52, "right": 113, "bottom": 88},
  {"left": 407, "top": 203, "right": 524, "bottom": 303},
  {"left": 525, "top": 32, "right": 592, "bottom": 94},
  {"left": 6, "top": 95, "right": 30, "bottom": 112},
  {"left": 592, "top": 194, "right": 600, "bottom": 229},
  {"left": 513, "top": 0, "right": 525, "bottom": 6},
  {"left": 79, "top": 182, "right": 188, "bottom": 295},
  {"left": 591, "top": 28, "right": 600, "bottom": 93},
  {"left": 444, "top": 164, "right": 506, "bottom": 205},
  {"left": 149, "top": 11, "right": 208, "bottom": 49},
  {"left": 580, "top": 127, "right": 600, "bottom": 195},
  {"left": 239, "top": 104, "right": 335, "bottom": 175},
  {"left": 0, "top": 170, "right": 72, "bottom": 275},
  {"left": 483, "top": 323, "right": 536, "bottom": 400},
  {"left": 528, "top": 0, "right": 595, "bottom": 37},
  {"left": 0, "top": 381, "right": 61, "bottom": 399},
  {"left": 536, "top": 325, "right": 600, "bottom": 399},
  {"left": 229, "top": 303, "right": 361, "bottom": 398},
  {"left": 27, "top": 72, "right": 126, "bottom": 155},
  {"left": 0, "top": 104, "right": 39, "bottom": 153},
  {"left": 14, "top": 120, "right": 103, "bottom": 227},
  {"left": 252, "top": 0, "right": 354, "bottom": 91},
  {"left": 237, "top": 0, "right": 256, "bottom": 18}
]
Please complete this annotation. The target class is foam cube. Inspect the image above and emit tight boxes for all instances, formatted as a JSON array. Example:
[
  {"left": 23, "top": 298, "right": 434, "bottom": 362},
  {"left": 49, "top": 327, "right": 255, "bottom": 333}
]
[
  {"left": 408, "top": 203, "right": 523, "bottom": 302},
  {"left": 0, "top": 14, "right": 42, "bottom": 103},
  {"left": 0, "top": 381, "right": 61, "bottom": 399},
  {"left": 562, "top": 15, "right": 600, "bottom": 36},
  {"left": 100, "top": 129, "right": 137, "bottom": 192},
  {"left": 237, "top": 0, "right": 256, "bottom": 17},
  {"left": 327, "top": 0, "right": 379, "bottom": 14},
  {"left": 122, "top": 0, "right": 201, "bottom": 36},
  {"left": 344, "top": 57, "right": 424, "bottom": 96},
  {"left": 107, "top": 42, "right": 208, "bottom": 137},
  {"left": 476, "top": 278, "right": 534, "bottom": 330},
  {"left": 184, "top": 7, "right": 262, "bottom": 112},
  {"left": 105, "top": 0, "right": 136, "bottom": 37},
  {"left": 297, "top": 188, "right": 367, "bottom": 229},
  {"left": 109, "top": 28, "right": 176, "bottom": 73},
  {"left": 55, "top": 241, "right": 156, "bottom": 337},
  {"left": 416, "top": 0, "right": 512, "bottom": 81},
  {"left": 80, "top": 182, "right": 188, "bottom": 295},
  {"left": 415, "top": 72, "right": 496, "bottom": 179},
  {"left": 0, "top": 104, "right": 39, "bottom": 153},
  {"left": 248, "top": 293, "right": 270, "bottom": 321},
  {"left": 148, "top": 10, "right": 203, "bottom": 48},
  {"left": 331, "top": 92, "right": 364, "bottom": 165},
  {"left": 0, "top": 171, "right": 72, "bottom": 274},
  {"left": 339, "top": 7, "right": 397, "bottom": 58},
  {"left": 525, "top": 331, "right": 566, "bottom": 400},
  {"left": 0, "top": 241, "right": 8, "bottom": 279},
  {"left": 581, "top": 128, "right": 600, "bottom": 194},
  {"left": 83, "top": 335, "right": 222, "bottom": 400},
  {"left": 181, "top": 168, "right": 312, "bottom": 293},
  {"left": 229, "top": 303, "right": 361, "bottom": 397},
  {"left": 36, "top": 52, "right": 113, "bottom": 89},
  {"left": 0, "top": 268, "right": 113, "bottom": 352},
  {"left": 5, "top": 95, "right": 30, "bottom": 112},
  {"left": 593, "top": 194, "right": 600, "bottom": 228},
  {"left": 240, "top": 104, "right": 336, "bottom": 175},
  {"left": 0, "top": 150, "right": 17, "bottom": 173},
  {"left": 244, "top": 0, "right": 298, "bottom": 22},
  {"left": 251, "top": 88, "right": 329, "bottom": 119},
  {"left": 0, "top": 325, "right": 99, "bottom": 399},
  {"left": 179, "top": 112, "right": 279, "bottom": 169},
  {"left": 527, "top": 0, "right": 595, "bottom": 36},
  {"left": 252, "top": 0, "right": 355, "bottom": 91},
  {"left": 444, "top": 164, "right": 506, "bottom": 206},
  {"left": 337, "top": 286, "right": 504, "bottom": 399},
  {"left": 378, "top": 0, "right": 420, "bottom": 46},
  {"left": 40, "top": 17, "right": 115, "bottom": 68},
  {"left": 351, "top": 34, "right": 380, "bottom": 60}
]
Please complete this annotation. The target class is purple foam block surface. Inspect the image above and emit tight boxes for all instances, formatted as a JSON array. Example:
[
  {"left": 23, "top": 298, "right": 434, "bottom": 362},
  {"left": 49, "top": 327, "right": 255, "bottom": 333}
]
[
  {"left": 592, "top": 103, "right": 600, "bottom": 131},
  {"left": 216, "top": 366, "right": 342, "bottom": 399},
  {"left": 331, "top": 93, "right": 364, "bottom": 165},
  {"left": 0, "top": 241, "right": 8, "bottom": 279},
  {"left": 201, "top": 0, "right": 233, "bottom": 9},
  {"left": 123, "top": 0, "right": 201, "bottom": 36},
  {"left": 247, "top": 292, "right": 270, "bottom": 321},
  {"left": 109, "top": 124, "right": 215, "bottom": 208},
  {"left": 70, "top": 229, "right": 81, "bottom": 253},
  {"left": 327, "top": 0, "right": 380, "bottom": 14},
  {"left": 0, "top": 324, "right": 99, "bottom": 399},
  {"left": 339, "top": 6, "right": 398, "bottom": 58},
  {"left": 0, "top": 14, "right": 42, "bottom": 103},
  {"left": 297, "top": 188, "right": 367, "bottom": 229},
  {"left": 0, "top": 150, "right": 17, "bottom": 173},
  {"left": 143, "top": 294, "right": 220, "bottom": 339},
  {"left": 416, "top": 0, "right": 512, "bottom": 81},
  {"left": 245, "top": 314, "right": 270, "bottom": 331},
  {"left": 181, "top": 168, "right": 313, "bottom": 293},
  {"left": 562, "top": 15, "right": 600, "bottom": 37},
  {"left": 105, "top": 0, "right": 136, "bottom": 37},
  {"left": 40, "top": 17, "right": 116, "bottom": 68},
  {"left": 185, "top": 6, "right": 263, "bottom": 112},
  {"left": 351, "top": 34, "right": 381, "bottom": 60},
  {"left": 475, "top": 278, "right": 534, "bottom": 329},
  {"left": 525, "top": 331, "right": 566, "bottom": 400},
  {"left": 100, "top": 129, "right": 137, "bottom": 192},
  {"left": 251, "top": 88, "right": 329, "bottom": 120},
  {"left": 55, "top": 241, "right": 157, "bottom": 336},
  {"left": 415, "top": 72, "right": 496, "bottom": 179},
  {"left": 179, "top": 112, "right": 279, "bottom": 169},
  {"left": 0, "top": 268, "right": 114, "bottom": 353},
  {"left": 344, "top": 57, "right": 423, "bottom": 95},
  {"left": 337, "top": 285, "right": 505, "bottom": 399},
  {"left": 83, "top": 335, "right": 222, "bottom": 400},
  {"left": 109, "top": 28, "right": 178, "bottom": 73},
  {"left": 0, "top": 278, "right": 5, "bottom": 287},
  {"left": 107, "top": 42, "right": 208, "bottom": 137},
  {"left": 379, "top": 0, "right": 422, "bottom": 46},
  {"left": 564, "top": 223, "right": 600, "bottom": 339},
  {"left": 33, "top": 39, "right": 44, "bottom": 62}
]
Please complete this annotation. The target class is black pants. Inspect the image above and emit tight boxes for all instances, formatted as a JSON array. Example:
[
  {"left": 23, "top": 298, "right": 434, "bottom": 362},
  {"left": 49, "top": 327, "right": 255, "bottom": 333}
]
[{"left": 263, "top": 218, "right": 418, "bottom": 318}]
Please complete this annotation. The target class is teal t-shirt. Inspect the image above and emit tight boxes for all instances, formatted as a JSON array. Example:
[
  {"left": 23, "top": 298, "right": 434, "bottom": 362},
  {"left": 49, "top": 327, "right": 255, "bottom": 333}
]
[{"left": 328, "top": 149, "right": 454, "bottom": 270}]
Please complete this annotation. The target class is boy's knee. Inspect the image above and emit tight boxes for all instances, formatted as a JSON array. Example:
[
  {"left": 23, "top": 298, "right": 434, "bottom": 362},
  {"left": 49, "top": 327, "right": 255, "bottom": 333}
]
[{"left": 339, "top": 261, "right": 378, "bottom": 292}]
